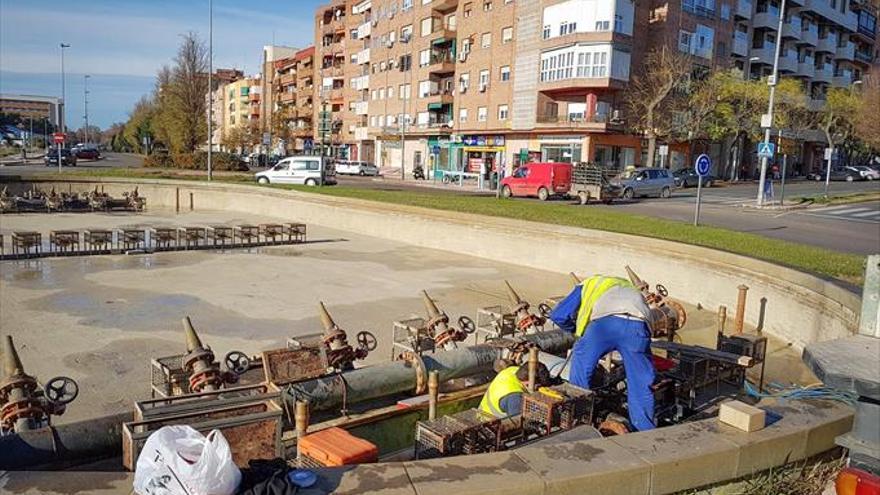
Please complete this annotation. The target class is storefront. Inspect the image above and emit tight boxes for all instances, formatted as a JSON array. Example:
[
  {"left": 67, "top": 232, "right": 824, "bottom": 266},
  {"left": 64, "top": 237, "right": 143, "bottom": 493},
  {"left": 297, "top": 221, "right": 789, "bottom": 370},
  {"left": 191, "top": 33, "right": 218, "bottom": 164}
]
[{"left": 430, "top": 134, "right": 506, "bottom": 189}]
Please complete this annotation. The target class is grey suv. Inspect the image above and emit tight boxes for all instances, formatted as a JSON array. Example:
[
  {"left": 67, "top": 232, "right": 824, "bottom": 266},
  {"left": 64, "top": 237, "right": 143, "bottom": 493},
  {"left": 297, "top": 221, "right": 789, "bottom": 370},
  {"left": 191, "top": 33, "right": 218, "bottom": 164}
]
[{"left": 613, "top": 168, "right": 675, "bottom": 199}]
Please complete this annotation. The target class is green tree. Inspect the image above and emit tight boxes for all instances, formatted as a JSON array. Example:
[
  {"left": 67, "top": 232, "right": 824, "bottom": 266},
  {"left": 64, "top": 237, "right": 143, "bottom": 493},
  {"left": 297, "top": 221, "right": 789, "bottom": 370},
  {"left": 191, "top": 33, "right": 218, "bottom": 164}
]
[{"left": 854, "top": 75, "right": 880, "bottom": 151}]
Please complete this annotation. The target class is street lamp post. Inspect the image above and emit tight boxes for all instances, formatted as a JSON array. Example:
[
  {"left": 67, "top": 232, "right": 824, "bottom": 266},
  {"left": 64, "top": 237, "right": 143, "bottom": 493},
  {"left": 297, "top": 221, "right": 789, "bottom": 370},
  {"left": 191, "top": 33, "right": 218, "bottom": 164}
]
[
  {"left": 84, "top": 75, "right": 91, "bottom": 145},
  {"left": 756, "top": 0, "right": 786, "bottom": 206},
  {"left": 59, "top": 43, "right": 70, "bottom": 173},
  {"left": 207, "top": 0, "right": 214, "bottom": 181},
  {"left": 400, "top": 35, "right": 411, "bottom": 182}
]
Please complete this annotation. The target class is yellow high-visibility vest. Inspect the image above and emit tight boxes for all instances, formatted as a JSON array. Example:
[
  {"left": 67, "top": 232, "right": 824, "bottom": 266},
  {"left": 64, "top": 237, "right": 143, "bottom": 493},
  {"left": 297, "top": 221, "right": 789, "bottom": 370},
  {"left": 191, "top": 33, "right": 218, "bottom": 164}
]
[
  {"left": 574, "top": 276, "right": 634, "bottom": 337},
  {"left": 479, "top": 366, "right": 525, "bottom": 418}
]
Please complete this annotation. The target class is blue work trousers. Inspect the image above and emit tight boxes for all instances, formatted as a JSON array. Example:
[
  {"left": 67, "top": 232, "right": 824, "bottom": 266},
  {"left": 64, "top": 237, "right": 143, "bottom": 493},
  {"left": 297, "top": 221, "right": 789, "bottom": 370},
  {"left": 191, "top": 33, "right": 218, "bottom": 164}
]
[{"left": 570, "top": 315, "right": 656, "bottom": 431}]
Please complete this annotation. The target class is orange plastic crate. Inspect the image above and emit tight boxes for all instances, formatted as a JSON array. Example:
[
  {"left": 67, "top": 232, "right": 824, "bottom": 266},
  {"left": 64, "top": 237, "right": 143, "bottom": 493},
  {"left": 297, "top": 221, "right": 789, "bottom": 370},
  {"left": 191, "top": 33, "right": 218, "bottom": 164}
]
[{"left": 298, "top": 427, "right": 378, "bottom": 466}]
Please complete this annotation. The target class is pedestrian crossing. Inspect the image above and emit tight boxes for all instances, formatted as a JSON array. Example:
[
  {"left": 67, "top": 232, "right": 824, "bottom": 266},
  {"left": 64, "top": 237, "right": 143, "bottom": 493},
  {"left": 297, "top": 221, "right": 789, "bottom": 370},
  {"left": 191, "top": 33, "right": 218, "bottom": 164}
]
[{"left": 802, "top": 204, "right": 880, "bottom": 224}]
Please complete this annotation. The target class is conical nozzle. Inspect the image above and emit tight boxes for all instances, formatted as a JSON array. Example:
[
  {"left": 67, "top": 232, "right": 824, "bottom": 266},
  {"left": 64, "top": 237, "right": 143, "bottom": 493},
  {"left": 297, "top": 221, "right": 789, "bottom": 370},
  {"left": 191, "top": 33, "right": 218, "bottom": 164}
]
[
  {"left": 182, "top": 316, "right": 204, "bottom": 352},
  {"left": 569, "top": 272, "right": 582, "bottom": 285},
  {"left": 3, "top": 335, "right": 26, "bottom": 378},
  {"left": 318, "top": 301, "right": 337, "bottom": 334},
  {"left": 422, "top": 290, "right": 442, "bottom": 318},
  {"left": 504, "top": 281, "right": 523, "bottom": 304},
  {"left": 624, "top": 265, "right": 647, "bottom": 290}
]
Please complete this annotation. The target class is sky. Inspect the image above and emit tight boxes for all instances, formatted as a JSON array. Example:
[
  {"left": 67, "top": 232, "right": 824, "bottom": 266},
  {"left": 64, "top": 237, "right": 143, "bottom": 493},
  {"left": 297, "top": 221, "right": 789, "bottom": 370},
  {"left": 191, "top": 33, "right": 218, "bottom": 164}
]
[{"left": 0, "top": 0, "right": 325, "bottom": 129}]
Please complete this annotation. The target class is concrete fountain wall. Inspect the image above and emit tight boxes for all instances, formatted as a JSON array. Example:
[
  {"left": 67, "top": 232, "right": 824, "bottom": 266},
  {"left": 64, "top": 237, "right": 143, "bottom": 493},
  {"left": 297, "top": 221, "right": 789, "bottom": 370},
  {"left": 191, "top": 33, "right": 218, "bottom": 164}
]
[{"left": 4, "top": 177, "right": 861, "bottom": 495}]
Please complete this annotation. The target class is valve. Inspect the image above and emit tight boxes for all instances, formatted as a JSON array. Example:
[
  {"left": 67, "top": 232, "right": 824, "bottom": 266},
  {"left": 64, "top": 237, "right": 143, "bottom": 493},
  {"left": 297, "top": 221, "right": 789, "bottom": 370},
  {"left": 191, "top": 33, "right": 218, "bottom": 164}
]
[
  {"left": 223, "top": 351, "right": 251, "bottom": 376},
  {"left": 318, "top": 302, "right": 376, "bottom": 370},
  {"left": 0, "top": 336, "right": 78, "bottom": 434},
  {"left": 422, "top": 291, "right": 470, "bottom": 349},
  {"left": 504, "top": 281, "right": 545, "bottom": 334}
]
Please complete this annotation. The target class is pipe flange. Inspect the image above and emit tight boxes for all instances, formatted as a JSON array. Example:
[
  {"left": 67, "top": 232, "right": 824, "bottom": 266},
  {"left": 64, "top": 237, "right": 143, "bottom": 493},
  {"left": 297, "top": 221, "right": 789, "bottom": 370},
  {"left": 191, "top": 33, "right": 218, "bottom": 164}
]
[
  {"left": 0, "top": 376, "right": 39, "bottom": 400},
  {"left": 188, "top": 369, "right": 223, "bottom": 393},
  {"left": 182, "top": 348, "right": 215, "bottom": 371},
  {"left": 401, "top": 351, "right": 427, "bottom": 395}
]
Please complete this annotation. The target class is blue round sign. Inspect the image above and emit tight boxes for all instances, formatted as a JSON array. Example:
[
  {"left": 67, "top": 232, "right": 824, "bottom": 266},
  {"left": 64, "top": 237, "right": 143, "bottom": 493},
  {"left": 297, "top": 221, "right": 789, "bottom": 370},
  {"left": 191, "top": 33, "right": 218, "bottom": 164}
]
[{"left": 695, "top": 154, "right": 711, "bottom": 176}]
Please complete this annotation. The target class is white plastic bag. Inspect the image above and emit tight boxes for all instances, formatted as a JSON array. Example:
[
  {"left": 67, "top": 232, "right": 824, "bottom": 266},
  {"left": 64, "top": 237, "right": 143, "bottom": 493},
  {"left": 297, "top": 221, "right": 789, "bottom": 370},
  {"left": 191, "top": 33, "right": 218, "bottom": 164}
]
[{"left": 133, "top": 425, "right": 242, "bottom": 495}]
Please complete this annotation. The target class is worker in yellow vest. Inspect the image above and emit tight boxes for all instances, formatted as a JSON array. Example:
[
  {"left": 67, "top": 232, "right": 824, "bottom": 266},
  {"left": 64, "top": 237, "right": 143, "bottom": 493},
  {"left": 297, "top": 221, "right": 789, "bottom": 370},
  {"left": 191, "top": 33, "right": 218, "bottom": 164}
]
[
  {"left": 549, "top": 275, "right": 656, "bottom": 431},
  {"left": 479, "top": 363, "right": 551, "bottom": 418}
]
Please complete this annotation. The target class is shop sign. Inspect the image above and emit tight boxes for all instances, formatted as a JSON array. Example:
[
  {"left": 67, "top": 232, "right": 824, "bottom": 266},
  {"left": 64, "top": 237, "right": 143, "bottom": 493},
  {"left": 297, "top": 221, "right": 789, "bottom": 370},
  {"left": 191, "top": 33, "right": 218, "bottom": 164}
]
[{"left": 462, "top": 135, "right": 505, "bottom": 147}]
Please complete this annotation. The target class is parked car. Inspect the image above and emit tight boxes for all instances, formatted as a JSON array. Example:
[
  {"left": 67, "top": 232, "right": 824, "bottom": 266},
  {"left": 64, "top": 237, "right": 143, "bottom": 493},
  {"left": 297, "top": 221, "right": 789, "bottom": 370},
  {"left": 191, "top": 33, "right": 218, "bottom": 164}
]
[
  {"left": 672, "top": 168, "right": 716, "bottom": 188},
  {"left": 613, "top": 168, "right": 675, "bottom": 199},
  {"left": 500, "top": 162, "right": 572, "bottom": 201},
  {"left": 44, "top": 148, "right": 77, "bottom": 167},
  {"left": 75, "top": 147, "right": 101, "bottom": 160},
  {"left": 810, "top": 168, "right": 861, "bottom": 182},
  {"left": 851, "top": 165, "right": 879, "bottom": 181},
  {"left": 335, "top": 160, "right": 379, "bottom": 176},
  {"left": 254, "top": 155, "right": 336, "bottom": 186}
]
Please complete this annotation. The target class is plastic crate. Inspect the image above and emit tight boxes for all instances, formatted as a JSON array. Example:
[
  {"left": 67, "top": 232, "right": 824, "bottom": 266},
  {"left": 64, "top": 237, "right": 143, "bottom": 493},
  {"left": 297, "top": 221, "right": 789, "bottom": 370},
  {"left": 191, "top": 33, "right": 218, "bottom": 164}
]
[
  {"left": 522, "top": 383, "right": 594, "bottom": 436},
  {"left": 298, "top": 427, "right": 378, "bottom": 467},
  {"left": 414, "top": 408, "right": 502, "bottom": 459}
]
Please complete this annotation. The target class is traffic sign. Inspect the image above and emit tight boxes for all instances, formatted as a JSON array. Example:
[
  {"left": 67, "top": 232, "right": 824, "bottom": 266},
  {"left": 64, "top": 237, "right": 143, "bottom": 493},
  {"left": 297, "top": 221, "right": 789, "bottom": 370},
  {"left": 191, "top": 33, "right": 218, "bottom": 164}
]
[
  {"left": 659, "top": 145, "right": 669, "bottom": 157},
  {"left": 52, "top": 132, "right": 65, "bottom": 144},
  {"left": 694, "top": 154, "right": 711, "bottom": 176},
  {"left": 757, "top": 142, "right": 775, "bottom": 158}
]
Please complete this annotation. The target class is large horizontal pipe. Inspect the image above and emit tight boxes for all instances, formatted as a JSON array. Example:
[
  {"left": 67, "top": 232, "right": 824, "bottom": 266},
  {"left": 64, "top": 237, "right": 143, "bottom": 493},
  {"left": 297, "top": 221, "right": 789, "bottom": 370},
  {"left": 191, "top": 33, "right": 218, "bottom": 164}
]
[
  {"left": 0, "top": 411, "right": 131, "bottom": 470},
  {"left": 284, "top": 330, "right": 575, "bottom": 412},
  {"left": 0, "top": 331, "right": 575, "bottom": 470}
]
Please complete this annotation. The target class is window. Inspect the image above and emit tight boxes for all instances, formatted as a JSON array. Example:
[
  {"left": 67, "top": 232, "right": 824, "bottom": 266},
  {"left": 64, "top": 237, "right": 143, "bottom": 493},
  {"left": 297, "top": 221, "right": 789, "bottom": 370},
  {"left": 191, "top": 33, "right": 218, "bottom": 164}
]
[
  {"left": 502, "top": 26, "right": 513, "bottom": 43},
  {"left": 481, "top": 32, "right": 492, "bottom": 48},
  {"left": 459, "top": 72, "right": 470, "bottom": 92},
  {"left": 418, "top": 80, "right": 431, "bottom": 97},
  {"left": 420, "top": 49, "right": 431, "bottom": 66},
  {"left": 500, "top": 65, "right": 511, "bottom": 81},
  {"left": 399, "top": 83, "right": 411, "bottom": 99},
  {"left": 543, "top": 25, "right": 551, "bottom": 39},
  {"left": 479, "top": 69, "right": 490, "bottom": 90},
  {"left": 401, "top": 25, "right": 413, "bottom": 41},
  {"left": 720, "top": 3, "right": 731, "bottom": 20},
  {"left": 678, "top": 30, "right": 693, "bottom": 53},
  {"left": 560, "top": 21, "right": 577, "bottom": 35},
  {"left": 420, "top": 17, "right": 432, "bottom": 36},
  {"left": 462, "top": 37, "right": 472, "bottom": 54},
  {"left": 498, "top": 105, "right": 509, "bottom": 120},
  {"left": 402, "top": 0, "right": 413, "bottom": 11},
  {"left": 399, "top": 54, "right": 412, "bottom": 71},
  {"left": 483, "top": 1, "right": 493, "bottom": 11},
  {"left": 464, "top": 2, "right": 472, "bottom": 17},
  {"left": 459, "top": 108, "right": 468, "bottom": 122},
  {"left": 478, "top": 106, "right": 488, "bottom": 121},
  {"left": 595, "top": 20, "right": 610, "bottom": 31},
  {"left": 387, "top": 86, "right": 394, "bottom": 98},
  {"left": 614, "top": 15, "right": 624, "bottom": 32}
]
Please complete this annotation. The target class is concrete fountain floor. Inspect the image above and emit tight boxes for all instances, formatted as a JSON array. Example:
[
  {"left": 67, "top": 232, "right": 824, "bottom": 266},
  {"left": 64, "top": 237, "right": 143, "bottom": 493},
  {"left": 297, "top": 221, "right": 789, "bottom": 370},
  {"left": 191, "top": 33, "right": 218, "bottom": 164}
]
[{"left": 0, "top": 209, "right": 817, "bottom": 423}]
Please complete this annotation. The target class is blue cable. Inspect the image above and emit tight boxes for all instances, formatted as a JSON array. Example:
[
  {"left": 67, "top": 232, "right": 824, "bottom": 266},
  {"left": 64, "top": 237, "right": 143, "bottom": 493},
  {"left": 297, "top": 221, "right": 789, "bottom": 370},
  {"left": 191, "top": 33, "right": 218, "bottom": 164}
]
[{"left": 744, "top": 380, "right": 858, "bottom": 406}]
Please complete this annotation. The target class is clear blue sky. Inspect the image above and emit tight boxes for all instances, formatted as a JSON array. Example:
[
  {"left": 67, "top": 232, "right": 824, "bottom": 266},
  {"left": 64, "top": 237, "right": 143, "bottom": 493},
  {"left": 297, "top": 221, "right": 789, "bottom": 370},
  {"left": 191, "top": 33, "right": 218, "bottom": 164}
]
[{"left": 0, "top": 0, "right": 325, "bottom": 129}]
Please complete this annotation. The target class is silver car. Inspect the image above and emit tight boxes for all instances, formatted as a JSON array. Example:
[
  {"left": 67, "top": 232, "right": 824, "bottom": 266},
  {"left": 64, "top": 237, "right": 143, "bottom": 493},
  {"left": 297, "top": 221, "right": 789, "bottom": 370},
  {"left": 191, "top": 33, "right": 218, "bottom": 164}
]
[
  {"left": 336, "top": 160, "right": 380, "bottom": 176},
  {"left": 614, "top": 168, "right": 675, "bottom": 199}
]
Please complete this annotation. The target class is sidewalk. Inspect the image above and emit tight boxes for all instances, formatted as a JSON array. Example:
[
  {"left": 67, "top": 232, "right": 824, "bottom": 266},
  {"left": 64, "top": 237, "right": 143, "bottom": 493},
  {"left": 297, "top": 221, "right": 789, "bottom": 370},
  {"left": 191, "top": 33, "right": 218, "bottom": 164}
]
[{"left": 374, "top": 167, "right": 490, "bottom": 194}]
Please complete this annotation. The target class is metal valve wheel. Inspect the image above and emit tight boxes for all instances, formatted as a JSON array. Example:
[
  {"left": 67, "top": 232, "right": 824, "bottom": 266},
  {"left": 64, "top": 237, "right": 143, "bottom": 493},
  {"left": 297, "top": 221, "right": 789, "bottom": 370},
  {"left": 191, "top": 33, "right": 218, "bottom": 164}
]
[
  {"left": 224, "top": 351, "right": 251, "bottom": 375},
  {"left": 356, "top": 331, "right": 378, "bottom": 352},
  {"left": 457, "top": 316, "right": 476, "bottom": 334},
  {"left": 655, "top": 284, "right": 669, "bottom": 297},
  {"left": 44, "top": 376, "right": 79, "bottom": 405},
  {"left": 537, "top": 303, "right": 553, "bottom": 319}
]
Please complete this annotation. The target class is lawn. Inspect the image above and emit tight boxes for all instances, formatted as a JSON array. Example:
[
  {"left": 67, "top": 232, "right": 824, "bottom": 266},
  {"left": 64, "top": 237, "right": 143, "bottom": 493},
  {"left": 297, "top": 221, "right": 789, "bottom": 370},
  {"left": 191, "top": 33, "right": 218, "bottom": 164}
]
[{"left": 42, "top": 168, "right": 866, "bottom": 285}]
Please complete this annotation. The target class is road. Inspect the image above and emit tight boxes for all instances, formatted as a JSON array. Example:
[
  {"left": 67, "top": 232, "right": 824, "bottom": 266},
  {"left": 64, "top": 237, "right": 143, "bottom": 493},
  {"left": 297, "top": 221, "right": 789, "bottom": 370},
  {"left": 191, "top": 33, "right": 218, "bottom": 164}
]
[
  {"left": 0, "top": 152, "right": 143, "bottom": 176},
  {"left": 591, "top": 181, "right": 880, "bottom": 254}
]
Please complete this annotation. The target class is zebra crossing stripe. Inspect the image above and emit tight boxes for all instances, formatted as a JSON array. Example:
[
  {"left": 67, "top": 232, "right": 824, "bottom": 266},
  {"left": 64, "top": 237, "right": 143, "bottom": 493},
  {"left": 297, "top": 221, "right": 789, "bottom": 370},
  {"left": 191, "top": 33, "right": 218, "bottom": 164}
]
[{"left": 852, "top": 210, "right": 880, "bottom": 218}]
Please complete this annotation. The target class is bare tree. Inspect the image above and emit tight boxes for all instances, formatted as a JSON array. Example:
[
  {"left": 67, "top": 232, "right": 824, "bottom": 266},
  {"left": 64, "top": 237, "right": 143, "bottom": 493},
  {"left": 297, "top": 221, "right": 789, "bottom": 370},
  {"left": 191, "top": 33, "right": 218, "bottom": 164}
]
[
  {"left": 157, "top": 32, "right": 209, "bottom": 154},
  {"left": 854, "top": 75, "right": 880, "bottom": 150},
  {"left": 625, "top": 47, "right": 692, "bottom": 168}
]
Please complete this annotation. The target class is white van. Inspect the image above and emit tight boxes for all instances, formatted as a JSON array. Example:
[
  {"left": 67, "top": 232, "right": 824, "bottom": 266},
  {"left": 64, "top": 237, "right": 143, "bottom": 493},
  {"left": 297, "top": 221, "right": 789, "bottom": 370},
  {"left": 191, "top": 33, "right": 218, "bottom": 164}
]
[{"left": 254, "top": 156, "right": 336, "bottom": 186}]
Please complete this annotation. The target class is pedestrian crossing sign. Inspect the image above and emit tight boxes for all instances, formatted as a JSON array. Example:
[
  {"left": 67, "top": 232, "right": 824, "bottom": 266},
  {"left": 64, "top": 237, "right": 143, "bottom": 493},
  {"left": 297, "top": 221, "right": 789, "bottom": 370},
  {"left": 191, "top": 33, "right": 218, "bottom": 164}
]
[{"left": 757, "top": 142, "right": 775, "bottom": 158}]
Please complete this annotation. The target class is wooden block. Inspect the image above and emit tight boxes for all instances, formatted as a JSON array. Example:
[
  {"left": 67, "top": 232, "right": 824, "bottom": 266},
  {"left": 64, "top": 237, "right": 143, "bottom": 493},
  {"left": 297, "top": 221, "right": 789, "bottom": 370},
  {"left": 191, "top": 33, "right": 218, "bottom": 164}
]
[{"left": 719, "top": 400, "right": 766, "bottom": 432}]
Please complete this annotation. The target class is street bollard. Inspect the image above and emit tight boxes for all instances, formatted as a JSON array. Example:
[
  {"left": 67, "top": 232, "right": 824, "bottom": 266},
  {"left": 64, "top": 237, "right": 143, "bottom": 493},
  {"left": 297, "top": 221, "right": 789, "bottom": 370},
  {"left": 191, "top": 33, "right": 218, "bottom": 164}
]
[
  {"left": 527, "top": 347, "right": 539, "bottom": 393},
  {"left": 295, "top": 400, "right": 310, "bottom": 460},
  {"left": 428, "top": 371, "right": 439, "bottom": 421},
  {"left": 718, "top": 305, "right": 727, "bottom": 334}
]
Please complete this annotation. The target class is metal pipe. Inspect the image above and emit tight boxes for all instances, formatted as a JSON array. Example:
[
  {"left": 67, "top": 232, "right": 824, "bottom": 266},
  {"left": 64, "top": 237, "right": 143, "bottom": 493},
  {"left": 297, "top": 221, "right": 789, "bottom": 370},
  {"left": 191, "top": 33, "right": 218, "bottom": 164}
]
[
  {"left": 284, "top": 330, "right": 574, "bottom": 413},
  {"left": 527, "top": 347, "right": 539, "bottom": 393},
  {"left": 718, "top": 305, "right": 727, "bottom": 335},
  {"left": 569, "top": 272, "right": 582, "bottom": 285},
  {"left": 295, "top": 400, "right": 309, "bottom": 440},
  {"left": 427, "top": 371, "right": 439, "bottom": 420},
  {"left": 735, "top": 284, "right": 749, "bottom": 334}
]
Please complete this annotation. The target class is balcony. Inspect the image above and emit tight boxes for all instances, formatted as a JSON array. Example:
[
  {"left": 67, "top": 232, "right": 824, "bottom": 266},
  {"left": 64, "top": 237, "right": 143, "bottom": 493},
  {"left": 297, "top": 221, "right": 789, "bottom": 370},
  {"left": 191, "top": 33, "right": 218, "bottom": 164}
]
[
  {"left": 749, "top": 45, "right": 776, "bottom": 64},
  {"left": 429, "top": 19, "right": 456, "bottom": 41},
  {"left": 733, "top": 34, "right": 749, "bottom": 55},
  {"left": 803, "top": 0, "right": 856, "bottom": 30},
  {"left": 854, "top": 49, "right": 875, "bottom": 64},
  {"left": 354, "top": 101, "right": 369, "bottom": 116},
  {"left": 857, "top": 23, "right": 877, "bottom": 40},
  {"left": 427, "top": 51, "right": 456, "bottom": 75},
  {"left": 431, "top": 0, "right": 458, "bottom": 12},
  {"left": 835, "top": 41, "right": 855, "bottom": 59},
  {"left": 322, "top": 65, "right": 345, "bottom": 78},
  {"left": 735, "top": 0, "right": 753, "bottom": 18},
  {"left": 814, "top": 65, "right": 834, "bottom": 82},
  {"left": 278, "top": 92, "right": 296, "bottom": 104},
  {"left": 796, "top": 58, "right": 816, "bottom": 76},
  {"left": 800, "top": 25, "right": 819, "bottom": 45},
  {"left": 778, "top": 53, "right": 799, "bottom": 72},
  {"left": 353, "top": 126, "right": 369, "bottom": 141},
  {"left": 782, "top": 17, "right": 803, "bottom": 38},
  {"left": 753, "top": 10, "right": 781, "bottom": 29},
  {"left": 682, "top": 2, "right": 717, "bottom": 19},
  {"left": 278, "top": 73, "right": 296, "bottom": 87},
  {"left": 832, "top": 71, "right": 854, "bottom": 86},
  {"left": 816, "top": 35, "right": 838, "bottom": 53},
  {"left": 535, "top": 112, "right": 623, "bottom": 131},
  {"left": 424, "top": 89, "right": 454, "bottom": 106}
]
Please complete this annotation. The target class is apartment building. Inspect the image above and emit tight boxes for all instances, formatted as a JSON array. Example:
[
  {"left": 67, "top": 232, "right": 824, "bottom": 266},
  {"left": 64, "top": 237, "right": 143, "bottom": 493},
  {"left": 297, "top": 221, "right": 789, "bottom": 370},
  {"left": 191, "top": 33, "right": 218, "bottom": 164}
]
[
  {"left": 272, "top": 46, "right": 318, "bottom": 154},
  {"left": 311, "top": 0, "right": 875, "bottom": 176},
  {"left": 0, "top": 94, "right": 63, "bottom": 127},
  {"left": 210, "top": 76, "right": 263, "bottom": 152},
  {"left": 260, "top": 45, "right": 298, "bottom": 150}
]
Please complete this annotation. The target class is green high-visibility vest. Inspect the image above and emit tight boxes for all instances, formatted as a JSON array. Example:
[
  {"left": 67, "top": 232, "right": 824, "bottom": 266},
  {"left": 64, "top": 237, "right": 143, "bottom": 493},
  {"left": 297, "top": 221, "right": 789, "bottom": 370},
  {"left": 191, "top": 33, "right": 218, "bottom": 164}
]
[
  {"left": 479, "top": 366, "right": 525, "bottom": 418},
  {"left": 574, "top": 276, "right": 634, "bottom": 337}
]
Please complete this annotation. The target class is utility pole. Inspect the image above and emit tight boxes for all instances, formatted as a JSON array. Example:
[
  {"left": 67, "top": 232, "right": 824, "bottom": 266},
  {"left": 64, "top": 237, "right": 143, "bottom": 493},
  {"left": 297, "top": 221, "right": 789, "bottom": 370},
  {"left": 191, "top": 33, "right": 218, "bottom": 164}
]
[
  {"left": 207, "top": 0, "right": 214, "bottom": 181},
  {"left": 84, "top": 75, "right": 90, "bottom": 145},
  {"left": 756, "top": 0, "right": 786, "bottom": 207},
  {"left": 59, "top": 43, "right": 70, "bottom": 173},
  {"left": 400, "top": 35, "right": 411, "bottom": 182},
  {"left": 319, "top": 100, "right": 330, "bottom": 186}
]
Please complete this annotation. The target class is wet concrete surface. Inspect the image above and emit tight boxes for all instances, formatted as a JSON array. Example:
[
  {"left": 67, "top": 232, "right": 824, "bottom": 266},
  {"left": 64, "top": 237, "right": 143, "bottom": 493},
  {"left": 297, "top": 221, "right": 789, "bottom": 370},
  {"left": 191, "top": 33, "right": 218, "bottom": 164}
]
[{"left": 0, "top": 208, "right": 815, "bottom": 424}]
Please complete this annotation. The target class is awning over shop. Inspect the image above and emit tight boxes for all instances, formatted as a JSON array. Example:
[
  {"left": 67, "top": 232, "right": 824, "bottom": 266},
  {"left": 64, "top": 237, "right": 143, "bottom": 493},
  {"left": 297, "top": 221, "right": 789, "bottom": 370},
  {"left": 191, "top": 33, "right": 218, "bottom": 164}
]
[
  {"left": 463, "top": 146, "right": 505, "bottom": 153},
  {"left": 431, "top": 37, "right": 450, "bottom": 46},
  {"left": 427, "top": 102, "right": 446, "bottom": 110}
]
